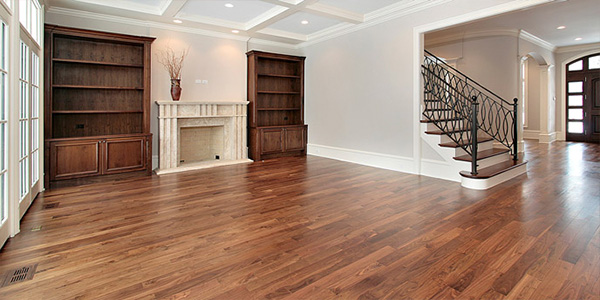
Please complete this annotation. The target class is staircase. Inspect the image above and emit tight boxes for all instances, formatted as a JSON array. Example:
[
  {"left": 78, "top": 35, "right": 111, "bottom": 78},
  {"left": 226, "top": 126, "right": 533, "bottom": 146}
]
[{"left": 421, "top": 50, "right": 527, "bottom": 190}]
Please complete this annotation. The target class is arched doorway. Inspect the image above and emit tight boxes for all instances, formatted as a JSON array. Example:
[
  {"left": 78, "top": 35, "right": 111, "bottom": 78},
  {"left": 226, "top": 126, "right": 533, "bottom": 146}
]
[
  {"left": 520, "top": 52, "right": 554, "bottom": 143},
  {"left": 565, "top": 53, "right": 600, "bottom": 142}
]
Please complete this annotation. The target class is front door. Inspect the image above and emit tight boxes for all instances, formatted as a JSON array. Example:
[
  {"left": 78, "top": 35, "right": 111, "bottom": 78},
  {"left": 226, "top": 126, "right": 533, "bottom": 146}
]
[{"left": 566, "top": 53, "right": 600, "bottom": 143}]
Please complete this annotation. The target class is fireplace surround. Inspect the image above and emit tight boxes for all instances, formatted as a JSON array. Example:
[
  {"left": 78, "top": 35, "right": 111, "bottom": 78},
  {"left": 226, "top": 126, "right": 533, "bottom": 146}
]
[{"left": 155, "top": 101, "right": 251, "bottom": 175}]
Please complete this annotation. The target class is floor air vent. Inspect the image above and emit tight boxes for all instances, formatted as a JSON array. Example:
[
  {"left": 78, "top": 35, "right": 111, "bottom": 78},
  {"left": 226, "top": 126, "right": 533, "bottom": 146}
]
[{"left": 1, "top": 264, "right": 38, "bottom": 288}]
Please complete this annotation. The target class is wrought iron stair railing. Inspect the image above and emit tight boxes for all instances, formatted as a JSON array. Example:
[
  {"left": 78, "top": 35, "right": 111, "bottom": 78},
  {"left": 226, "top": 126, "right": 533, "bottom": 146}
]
[{"left": 421, "top": 50, "right": 518, "bottom": 175}]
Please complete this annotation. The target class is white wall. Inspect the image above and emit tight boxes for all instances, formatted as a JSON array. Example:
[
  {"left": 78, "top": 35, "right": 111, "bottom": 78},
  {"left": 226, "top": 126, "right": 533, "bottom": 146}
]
[
  {"left": 44, "top": 12, "right": 303, "bottom": 168},
  {"left": 304, "top": 0, "right": 522, "bottom": 173},
  {"left": 426, "top": 35, "right": 519, "bottom": 102}
]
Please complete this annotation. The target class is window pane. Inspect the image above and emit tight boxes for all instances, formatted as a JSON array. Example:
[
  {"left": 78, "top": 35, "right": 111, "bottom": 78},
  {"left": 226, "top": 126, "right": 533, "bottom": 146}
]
[
  {"left": 568, "top": 95, "right": 583, "bottom": 107},
  {"left": 0, "top": 123, "right": 4, "bottom": 171},
  {"left": 19, "top": 0, "right": 27, "bottom": 28},
  {"left": 568, "top": 122, "right": 584, "bottom": 134},
  {"left": 19, "top": 158, "right": 29, "bottom": 200},
  {"left": 31, "top": 150, "right": 38, "bottom": 186},
  {"left": 31, "top": 87, "right": 38, "bottom": 118},
  {"left": 0, "top": 73, "right": 4, "bottom": 120},
  {"left": 1, "top": 174, "right": 5, "bottom": 223},
  {"left": 589, "top": 55, "right": 600, "bottom": 70},
  {"left": 568, "top": 109, "right": 583, "bottom": 120},
  {"left": 568, "top": 81, "right": 583, "bottom": 93},
  {"left": 568, "top": 60, "right": 583, "bottom": 71}
]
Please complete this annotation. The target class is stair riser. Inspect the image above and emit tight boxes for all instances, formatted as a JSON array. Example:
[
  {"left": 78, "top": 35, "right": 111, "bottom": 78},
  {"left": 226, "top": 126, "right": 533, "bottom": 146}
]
[
  {"left": 456, "top": 153, "right": 511, "bottom": 169},
  {"left": 454, "top": 140, "right": 493, "bottom": 156},
  {"left": 426, "top": 121, "right": 465, "bottom": 131}
]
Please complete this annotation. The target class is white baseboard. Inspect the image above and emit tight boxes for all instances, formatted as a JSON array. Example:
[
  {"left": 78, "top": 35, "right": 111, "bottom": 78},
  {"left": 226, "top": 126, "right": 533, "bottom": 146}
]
[
  {"left": 523, "top": 130, "right": 540, "bottom": 140},
  {"left": 307, "top": 144, "right": 415, "bottom": 174},
  {"left": 539, "top": 132, "right": 557, "bottom": 143},
  {"left": 152, "top": 155, "right": 159, "bottom": 171},
  {"left": 420, "top": 159, "right": 461, "bottom": 182}
]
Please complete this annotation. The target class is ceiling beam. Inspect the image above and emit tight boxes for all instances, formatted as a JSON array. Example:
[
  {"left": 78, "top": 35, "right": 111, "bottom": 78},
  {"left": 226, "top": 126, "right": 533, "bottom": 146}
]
[
  {"left": 162, "top": 0, "right": 186, "bottom": 17},
  {"left": 304, "top": 2, "right": 363, "bottom": 24}
]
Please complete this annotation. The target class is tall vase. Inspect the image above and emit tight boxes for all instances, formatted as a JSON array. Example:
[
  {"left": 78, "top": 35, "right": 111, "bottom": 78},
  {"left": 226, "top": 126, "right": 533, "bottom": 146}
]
[{"left": 170, "top": 79, "right": 181, "bottom": 101}]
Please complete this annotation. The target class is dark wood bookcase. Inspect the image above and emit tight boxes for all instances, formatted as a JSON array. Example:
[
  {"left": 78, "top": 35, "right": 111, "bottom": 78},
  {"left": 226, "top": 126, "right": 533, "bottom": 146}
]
[
  {"left": 247, "top": 51, "right": 307, "bottom": 161},
  {"left": 44, "top": 25, "right": 155, "bottom": 186}
]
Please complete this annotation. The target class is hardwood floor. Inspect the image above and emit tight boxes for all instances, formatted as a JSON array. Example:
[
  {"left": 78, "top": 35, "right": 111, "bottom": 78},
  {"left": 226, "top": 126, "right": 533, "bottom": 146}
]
[{"left": 0, "top": 140, "right": 598, "bottom": 299}]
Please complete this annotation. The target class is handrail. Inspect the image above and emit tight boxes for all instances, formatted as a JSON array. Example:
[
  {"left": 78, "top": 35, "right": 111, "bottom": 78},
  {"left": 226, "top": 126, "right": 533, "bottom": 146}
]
[
  {"left": 424, "top": 49, "right": 512, "bottom": 106},
  {"left": 422, "top": 50, "right": 519, "bottom": 175}
]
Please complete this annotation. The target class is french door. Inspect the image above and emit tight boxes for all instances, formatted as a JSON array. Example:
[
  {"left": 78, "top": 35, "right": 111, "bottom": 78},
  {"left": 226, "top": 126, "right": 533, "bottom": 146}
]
[
  {"left": 566, "top": 53, "right": 600, "bottom": 143},
  {"left": 0, "top": 20, "right": 8, "bottom": 245},
  {"left": 19, "top": 40, "right": 41, "bottom": 218}
]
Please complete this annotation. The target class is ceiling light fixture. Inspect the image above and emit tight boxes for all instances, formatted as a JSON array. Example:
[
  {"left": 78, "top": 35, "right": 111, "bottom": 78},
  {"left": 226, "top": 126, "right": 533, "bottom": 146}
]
[
  {"left": 556, "top": 25, "right": 566, "bottom": 30},
  {"left": 575, "top": 37, "right": 583, "bottom": 41},
  {"left": 232, "top": 30, "right": 240, "bottom": 33},
  {"left": 301, "top": 20, "right": 309, "bottom": 25},
  {"left": 225, "top": 3, "right": 234, "bottom": 8},
  {"left": 173, "top": 19, "right": 183, "bottom": 24}
]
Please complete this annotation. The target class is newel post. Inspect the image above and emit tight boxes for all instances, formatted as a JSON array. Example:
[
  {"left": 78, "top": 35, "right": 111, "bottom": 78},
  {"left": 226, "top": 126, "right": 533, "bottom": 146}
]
[
  {"left": 513, "top": 98, "right": 519, "bottom": 161},
  {"left": 470, "top": 96, "right": 479, "bottom": 175}
]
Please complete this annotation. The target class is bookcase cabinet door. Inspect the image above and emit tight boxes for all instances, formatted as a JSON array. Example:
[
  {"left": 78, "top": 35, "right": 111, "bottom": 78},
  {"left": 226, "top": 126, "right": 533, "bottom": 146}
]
[
  {"left": 260, "top": 128, "right": 284, "bottom": 155},
  {"left": 284, "top": 126, "right": 306, "bottom": 151},
  {"left": 50, "top": 140, "right": 101, "bottom": 180},
  {"left": 104, "top": 137, "right": 147, "bottom": 174}
]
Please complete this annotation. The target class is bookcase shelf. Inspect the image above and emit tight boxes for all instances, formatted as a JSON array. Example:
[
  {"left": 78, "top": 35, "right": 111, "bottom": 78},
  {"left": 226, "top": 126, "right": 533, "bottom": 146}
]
[
  {"left": 53, "top": 58, "right": 144, "bottom": 68},
  {"left": 247, "top": 51, "right": 307, "bottom": 161},
  {"left": 53, "top": 84, "right": 144, "bottom": 90},
  {"left": 45, "top": 24, "right": 154, "bottom": 185}
]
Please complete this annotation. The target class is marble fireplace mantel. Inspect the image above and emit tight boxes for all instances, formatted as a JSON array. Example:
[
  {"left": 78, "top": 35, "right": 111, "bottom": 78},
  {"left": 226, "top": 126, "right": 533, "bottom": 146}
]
[{"left": 155, "top": 101, "right": 251, "bottom": 175}]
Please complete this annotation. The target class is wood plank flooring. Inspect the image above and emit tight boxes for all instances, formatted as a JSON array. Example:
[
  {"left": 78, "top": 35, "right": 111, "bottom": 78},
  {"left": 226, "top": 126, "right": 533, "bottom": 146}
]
[{"left": 0, "top": 140, "right": 598, "bottom": 299}]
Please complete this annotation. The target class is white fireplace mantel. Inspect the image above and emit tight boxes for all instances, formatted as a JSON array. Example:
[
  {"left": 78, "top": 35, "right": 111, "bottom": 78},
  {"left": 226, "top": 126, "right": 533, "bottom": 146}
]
[{"left": 155, "top": 101, "right": 251, "bottom": 175}]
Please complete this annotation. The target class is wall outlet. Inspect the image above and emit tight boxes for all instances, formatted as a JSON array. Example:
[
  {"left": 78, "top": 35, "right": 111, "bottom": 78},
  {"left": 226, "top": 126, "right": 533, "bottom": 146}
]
[{"left": 195, "top": 79, "right": 209, "bottom": 84}]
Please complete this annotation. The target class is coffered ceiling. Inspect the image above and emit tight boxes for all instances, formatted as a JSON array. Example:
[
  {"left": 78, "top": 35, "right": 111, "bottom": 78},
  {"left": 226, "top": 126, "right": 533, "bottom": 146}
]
[{"left": 44, "top": 0, "right": 449, "bottom": 47}]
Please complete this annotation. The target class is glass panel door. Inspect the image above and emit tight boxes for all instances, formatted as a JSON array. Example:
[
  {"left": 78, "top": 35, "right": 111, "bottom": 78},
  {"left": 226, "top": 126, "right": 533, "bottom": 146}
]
[{"left": 0, "top": 21, "right": 8, "bottom": 245}]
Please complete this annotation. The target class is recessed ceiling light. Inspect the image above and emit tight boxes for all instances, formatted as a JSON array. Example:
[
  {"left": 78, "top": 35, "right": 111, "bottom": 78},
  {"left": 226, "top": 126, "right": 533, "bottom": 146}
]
[
  {"left": 173, "top": 19, "right": 183, "bottom": 24},
  {"left": 556, "top": 25, "right": 566, "bottom": 30},
  {"left": 232, "top": 30, "right": 239, "bottom": 34},
  {"left": 301, "top": 20, "right": 309, "bottom": 25},
  {"left": 575, "top": 37, "right": 583, "bottom": 41},
  {"left": 225, "top": 3, "right": 234, "bottom": 8}
]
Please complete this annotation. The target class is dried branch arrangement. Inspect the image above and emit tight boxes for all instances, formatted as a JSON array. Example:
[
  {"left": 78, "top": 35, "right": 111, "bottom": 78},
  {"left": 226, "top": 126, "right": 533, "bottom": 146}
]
[{"left": 157, "top": 46, "right": 188, "bottom": 79}]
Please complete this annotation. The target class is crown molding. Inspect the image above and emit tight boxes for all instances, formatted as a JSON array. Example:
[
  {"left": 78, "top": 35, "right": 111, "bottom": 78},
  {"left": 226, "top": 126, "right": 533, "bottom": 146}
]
[
  {"left": 257, "top": 27, "right": 307, "bottom": 41},
  {"left": 299, "top": 0, "right": 452, "bottom": 48},
  {"left": 519, "top": 30, "right": 556, "bottom": 52},
  {"left": 46, "top": 6, "right": 249, "bottom": 41},
  {"left": 72, "top": 0, "right": 172, "bottom": 16},
  {"left": 555, "top": 42, "right": 600, "bottom": 54},
  {"left": 425, "top": 28, "right": 519, "bottom": 47},
  {"left": 248, "top": 37, "right": 300, "bottom": 50}
]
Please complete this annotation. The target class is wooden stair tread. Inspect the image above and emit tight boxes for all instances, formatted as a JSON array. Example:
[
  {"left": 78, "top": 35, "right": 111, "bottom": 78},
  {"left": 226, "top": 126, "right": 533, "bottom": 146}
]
[
  {"left": 439, "top": 136, "right": 493, "bottom": 148},
  {"left": 424, "top": 108, "right": 452, "bottom": 112},
  {"left": 453, "top": 148, "right": 510, "bottom": 161},
  {"left": 425, "top": 128, "right": 471, "bottom": 135},
  {"left": 420, "top": 117, "right": 463, "bottom": 123},
  {"left": 460, "top": 158, "right": 527, "bottom": 179}
]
